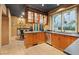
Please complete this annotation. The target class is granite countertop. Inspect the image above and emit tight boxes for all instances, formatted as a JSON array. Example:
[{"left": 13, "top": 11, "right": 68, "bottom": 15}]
[
  {"left": 64, "top": 38, "right": 79, "bottom": 55},
  {"left": 24, "top": 31, "right": 79, "bottom": 37},
  {"left": 47, "top": 31, "right": 79, "bottom": 37},
  {"left": 24, "top": 31, "right": 44, "bottom": 33}
]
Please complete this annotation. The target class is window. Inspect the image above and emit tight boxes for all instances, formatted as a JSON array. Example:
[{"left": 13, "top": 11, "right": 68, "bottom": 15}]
[
  {"left": 51, "top": 8, "right": 77, "bottom": 33},
  {"left": 28, "top": 11, "right": 33, "bottom": 22},
  {"left": 34, "top": 13, "right": 38, "bottom": 23},
  {"left": 34, "top": 23, "right": 38, "bottom": 31},
  {"left": 39, "top": 24, "right": 44, "bottom": 31},
  {"left": 63, "top": 8, "right": 77, "bottom": 32},
  {"left": 43, "top": 15, "right": 47, "bottom": 25},
  {"left": 40, "top": 14, "right": 43, "bottom": 24},
  {"left": 53, "top": 13, "right": 62, "bottom": 32}
]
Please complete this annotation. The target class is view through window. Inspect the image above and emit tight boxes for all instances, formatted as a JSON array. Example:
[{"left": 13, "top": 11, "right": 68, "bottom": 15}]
[{"left": 52, "top": 8, "right": 77, "bottom": 33}]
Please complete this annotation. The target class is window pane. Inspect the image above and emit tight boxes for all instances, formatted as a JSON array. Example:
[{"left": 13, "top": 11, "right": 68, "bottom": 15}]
[
  {"left": 53, "top": 13, "right": 62, "bottom": 32},
  {"left": 43, "top": 15, "right": 47, "bottom": 25},
  {"left": 40, "top": 14, "right": 43, "bottom": 24},
  {"left": 34, "top": 13, "right": 38, "bottom": 23},
  {"left": 39, "top": 24, "right": 44, "bottom": 31},
  {"left": 63, "top": 8, "right": 77, "bottom": 32},
  {"left": 28, "top": 11, "right": 33, "bottom": 22},
  {"left": 34, "top": 23, "right": 38, "bottom": 31}
]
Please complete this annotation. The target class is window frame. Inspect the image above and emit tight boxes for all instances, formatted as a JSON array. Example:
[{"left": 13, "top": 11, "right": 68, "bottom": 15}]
[
  {"left": 62, "top": 7, "right": 77, "bottom": 33},
  {"left": 52, "top": 12, "right": 62, "bottom": 32},
  {"left": 51, "top": 7, "right": 77, "bottom": 33}
]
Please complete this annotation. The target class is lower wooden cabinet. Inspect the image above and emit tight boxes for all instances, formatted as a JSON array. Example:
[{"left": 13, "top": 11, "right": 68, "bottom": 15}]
[
  {"left": 38, "top": 32, "right": 46, "bottom": 44},
  {"left": 24, "top": 33, "right": 34, "bottom": 48},
  {"left": 51, "top": 34, "right": 60, "bottom": 50},
  {"left": 64, "top": 36, "right": 77, "bottom": 47},
  {"left": 24, "top": 32, "right": 77, "bottom": 49},
  {"left": 24, "top": 32, "right": 46, "bottom": 48},
  {"left": 51, "top": 33, "right": 77, "bottom": 51}
]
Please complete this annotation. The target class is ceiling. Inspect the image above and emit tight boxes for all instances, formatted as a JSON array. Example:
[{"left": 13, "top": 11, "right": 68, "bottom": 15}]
[{"left": 6, "top": 4, "right": 58, "bottom": 17}]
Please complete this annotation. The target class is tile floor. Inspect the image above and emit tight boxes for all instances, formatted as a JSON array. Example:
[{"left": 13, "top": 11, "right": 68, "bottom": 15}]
[{"left": 0, "top": 38, "right": 65, "bottom": 55}]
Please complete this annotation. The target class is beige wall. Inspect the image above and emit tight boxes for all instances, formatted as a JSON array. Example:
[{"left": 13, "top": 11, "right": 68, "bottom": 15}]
[
  {"left": 11, "top": 16, "right": 18, "bottom": 37},
  {"left": 8, "top": 9, "right": 11, "bottom": 40},
  {"left": 1, "top": 4, "right": 7, "bottom": 15},
  {"left": 0, "top": 4, "right": 7, "bottom": 47},
  {"left": 11, "top": 16, "right": 32, "bottom": 37},
  {"left": 0, "top": 5, "right": 2, "bottom": 47}
]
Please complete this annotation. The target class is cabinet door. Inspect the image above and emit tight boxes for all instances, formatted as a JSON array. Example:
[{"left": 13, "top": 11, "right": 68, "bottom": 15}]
[
  {"left": 51, "top": 34, "right": 60, "bottom": 49},
  {"left": 66, "top": 36, "right": 77, "bottom": 46},
  {"left": 36, "top": 32, "right": 41, "bottom": 43},
  {"left": 59, "top": 35, "right": 67, "bottom": 51},
  {"left": 33, "top": 33, "right": 38, "bottom": 44},
  {"left": 60, "top": 35, "right": 77, "bottom": 51},
  {"left": 41, "top": 32, "right": 46, "bottom": 42},
  {"left": 37, "top": 32, "right": 46, "bottom": 44},
  {"left": 24, "top": 34, "right": 34, "bottom": 44}
]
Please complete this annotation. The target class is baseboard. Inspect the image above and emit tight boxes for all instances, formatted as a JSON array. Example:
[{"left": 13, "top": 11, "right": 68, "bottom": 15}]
[
  {"left": 46, "top": 43, "right": 52, "bottom": 46},
  {"left": 63, "top": 51, "right": 71, "bottom": 55}
]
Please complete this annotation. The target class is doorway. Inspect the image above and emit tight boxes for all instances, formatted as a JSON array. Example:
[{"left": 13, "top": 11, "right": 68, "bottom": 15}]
[{"left": 1, "top": 15, "right": 9, "bottom": 45}]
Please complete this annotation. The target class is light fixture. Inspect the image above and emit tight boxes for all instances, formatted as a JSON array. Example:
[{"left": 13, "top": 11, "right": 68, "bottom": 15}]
[
  {"left": 22, "top": 12, "right": 25, "bottom": 15},
  {"left": 21, "top": 15, "right": 23, "bottom": 18},
  {"left": 57, "top": 4, "right": 60, "bottom": 6},
  {"left": 42, "top": 4, "right": 44, "bottom": 6}
]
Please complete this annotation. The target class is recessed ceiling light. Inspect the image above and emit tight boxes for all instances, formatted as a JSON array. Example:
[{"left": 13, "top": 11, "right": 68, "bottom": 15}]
[
  {"left": 42, "top": 4, "right": 44, "bottom": 6},
  {"left": 21, "top": 16, "right": 23, "bottom": 18},
  {"left": 22, "top": 12, "right": 25, "bottom": 15},
  {"left": 57, "top": 4, "right": 60, "bottom": 6}
]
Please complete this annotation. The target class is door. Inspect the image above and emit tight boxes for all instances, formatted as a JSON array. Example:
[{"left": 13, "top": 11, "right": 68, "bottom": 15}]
[{"left": 1, "top": 15, "right": 9, "bottom": 45}]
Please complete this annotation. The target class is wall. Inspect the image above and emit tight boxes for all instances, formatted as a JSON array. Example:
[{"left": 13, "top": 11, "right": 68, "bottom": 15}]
[
  {"left": 11, "top": 16, "right": 18, "bottom": 37},
  {"left": 0, "top": 4, "right": 11, "bottom": 47},
  {"left": 1, "top": 4, "right": 7, "bottom": 15},
  {"left": 0, "top": 4, "right": 7, "bottom": 47},
  {"left": 8, "top": 9, "right": 11, "bottom": 41},
  {"left": 0, "top": 5, "right": 2, "bottom": 47},
  {"left": 11, "top": 16, "right": 26, "bottom": 37}
]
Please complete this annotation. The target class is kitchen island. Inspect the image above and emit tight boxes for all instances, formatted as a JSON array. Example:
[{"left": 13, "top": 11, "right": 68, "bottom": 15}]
[{"left": 24, "top": 31, "right": 46, "bottom": 48}]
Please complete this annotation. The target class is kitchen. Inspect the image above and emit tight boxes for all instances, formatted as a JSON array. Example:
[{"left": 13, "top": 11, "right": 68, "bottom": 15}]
[{"left": 0, "top": 4, "right": 79, "bottom": 55}]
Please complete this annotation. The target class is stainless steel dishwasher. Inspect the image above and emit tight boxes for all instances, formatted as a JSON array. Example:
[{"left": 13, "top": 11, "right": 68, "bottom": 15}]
[{"left": 46, "top": 32, "right": 52, "bottom": 45}]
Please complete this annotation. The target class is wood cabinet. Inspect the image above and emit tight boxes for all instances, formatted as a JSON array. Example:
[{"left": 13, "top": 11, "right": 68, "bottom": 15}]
[
  {"left": 64, "top": 36, "right": 77, "bottom": 47},
  {"left": 37, "top": 32, "right": 46, "bottom": 44},
  {"left": 24, "top": 33, "right": 34, "bottom": 48},
  {"left": 51, "top": 33, "right": 77, "bottom": 51},
  {"left": 51, "top": 34, "right": 60, "bottom": 50},
  {"left": 59, "top": 35, "right": 68, "bottom": 51},
  {"left": 24, "top": 32, "right": 46, "bottom": 48}
]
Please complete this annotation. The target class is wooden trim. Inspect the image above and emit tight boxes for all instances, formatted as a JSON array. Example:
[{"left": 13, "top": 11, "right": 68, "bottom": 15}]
[
  {"left": 77, "top": 6, "right": 79, "bottom": 33},
  {"left": 48, "top": 4, "right": 78, "bottom": 16},
  {"left": 25, "top": 6, "right": 47, "bottom": 15},
  {"left": 2, "top": 8, "right": 8, "bottom": 17}
]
